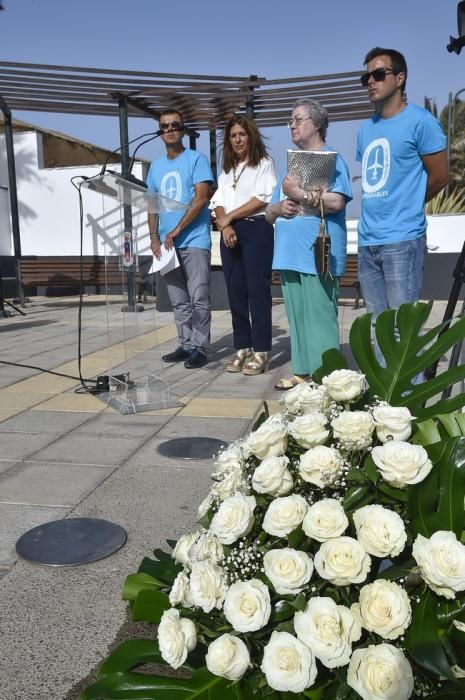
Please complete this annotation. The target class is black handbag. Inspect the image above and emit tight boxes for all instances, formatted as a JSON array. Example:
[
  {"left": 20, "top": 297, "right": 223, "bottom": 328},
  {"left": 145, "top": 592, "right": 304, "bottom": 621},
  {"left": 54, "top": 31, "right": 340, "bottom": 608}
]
[{"left": 313, "top": 196, "right": 332, "bottom": 278}]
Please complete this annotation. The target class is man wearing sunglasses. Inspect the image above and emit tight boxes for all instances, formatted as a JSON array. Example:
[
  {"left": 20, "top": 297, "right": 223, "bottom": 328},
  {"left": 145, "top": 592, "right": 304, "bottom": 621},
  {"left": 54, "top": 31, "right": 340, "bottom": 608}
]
[
  {"left": 356, "top": 47, "right": 448, "bottom": 321},
  {"left": 146, "top": 109, "right": 213, "bottom": 369}
]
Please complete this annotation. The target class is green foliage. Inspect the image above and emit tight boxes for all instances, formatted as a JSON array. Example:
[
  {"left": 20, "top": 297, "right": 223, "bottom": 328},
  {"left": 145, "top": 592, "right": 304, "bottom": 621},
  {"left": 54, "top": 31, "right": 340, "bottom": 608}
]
[
  {"left": 348, "top": 301, "right": 465, "bottom": 419},
  {"left": 426, "top": 188, "right": 465, "bottom": 215}
]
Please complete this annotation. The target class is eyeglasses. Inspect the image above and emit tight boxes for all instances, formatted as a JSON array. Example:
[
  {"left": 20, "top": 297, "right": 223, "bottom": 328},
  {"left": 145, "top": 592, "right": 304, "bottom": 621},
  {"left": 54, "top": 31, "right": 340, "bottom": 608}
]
[
  {"left": 160, "top": 121, "right": 183, "bottom": 131},
  {"left": 360, "top": 67, "right": 399, "bottom": 87},
  {"left": 287, "top": 116, "right": 312, "bottom": 128}
]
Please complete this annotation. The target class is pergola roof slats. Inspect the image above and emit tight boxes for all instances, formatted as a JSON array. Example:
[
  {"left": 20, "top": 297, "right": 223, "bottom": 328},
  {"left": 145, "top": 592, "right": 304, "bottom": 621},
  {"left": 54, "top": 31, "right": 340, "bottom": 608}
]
[{"left": 0, "top": 60, "right": 370, "bottom": 130}]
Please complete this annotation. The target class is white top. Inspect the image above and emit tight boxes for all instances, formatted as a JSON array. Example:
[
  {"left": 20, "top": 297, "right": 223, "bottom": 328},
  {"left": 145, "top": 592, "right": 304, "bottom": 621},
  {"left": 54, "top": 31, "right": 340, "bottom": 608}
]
[{"left": 209, "top": 157, "right": 277, "bottom": 215}]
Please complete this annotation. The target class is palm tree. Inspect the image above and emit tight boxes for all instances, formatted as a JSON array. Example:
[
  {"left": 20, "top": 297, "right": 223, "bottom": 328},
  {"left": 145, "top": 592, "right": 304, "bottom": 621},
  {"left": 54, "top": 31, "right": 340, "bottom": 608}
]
[{"left": 440, "top": 99, "right": 465, "bottom": 190}]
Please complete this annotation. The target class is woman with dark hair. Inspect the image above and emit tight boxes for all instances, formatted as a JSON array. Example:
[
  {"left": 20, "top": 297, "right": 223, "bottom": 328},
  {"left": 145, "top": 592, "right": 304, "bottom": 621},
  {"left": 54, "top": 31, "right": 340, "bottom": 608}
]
[{"left": 210, "top": 115, "right": 277, "bottom": 375}]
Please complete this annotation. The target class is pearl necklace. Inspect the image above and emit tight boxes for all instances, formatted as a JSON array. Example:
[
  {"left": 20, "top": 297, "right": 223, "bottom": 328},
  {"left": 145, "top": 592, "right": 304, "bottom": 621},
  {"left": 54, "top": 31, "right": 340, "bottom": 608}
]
[{"left": 232, "top": 162, "right": 247, "bottom": 189}]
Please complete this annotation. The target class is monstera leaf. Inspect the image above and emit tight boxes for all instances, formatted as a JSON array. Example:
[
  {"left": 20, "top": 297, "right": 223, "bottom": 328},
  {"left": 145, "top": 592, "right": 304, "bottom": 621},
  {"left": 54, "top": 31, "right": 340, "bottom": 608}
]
[{"left": 349, "top": 302, "right": 465, "bottom": 419}]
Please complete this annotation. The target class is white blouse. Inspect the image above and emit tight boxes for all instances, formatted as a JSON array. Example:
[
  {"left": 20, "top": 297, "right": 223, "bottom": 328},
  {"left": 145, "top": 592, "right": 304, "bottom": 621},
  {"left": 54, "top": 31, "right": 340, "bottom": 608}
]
[{"left": 209, "top": 157, "right": 277, "bottom": 215}]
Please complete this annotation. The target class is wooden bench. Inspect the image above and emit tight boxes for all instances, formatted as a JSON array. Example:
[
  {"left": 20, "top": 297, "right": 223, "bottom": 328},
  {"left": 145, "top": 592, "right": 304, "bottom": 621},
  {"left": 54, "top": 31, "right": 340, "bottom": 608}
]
[
  {"left": 20, "top": 256, "right": 146, "bottom": 296},
  {"left": 271, "top": 255, "right": 363, "bottom": 309}
]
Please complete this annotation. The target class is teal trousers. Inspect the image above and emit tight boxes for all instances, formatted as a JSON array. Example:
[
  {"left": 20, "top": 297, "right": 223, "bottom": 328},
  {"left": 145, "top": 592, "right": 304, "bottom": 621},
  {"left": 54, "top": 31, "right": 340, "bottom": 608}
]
[{"left": 280, "top": 270, "right": 339, "bottom": 375}]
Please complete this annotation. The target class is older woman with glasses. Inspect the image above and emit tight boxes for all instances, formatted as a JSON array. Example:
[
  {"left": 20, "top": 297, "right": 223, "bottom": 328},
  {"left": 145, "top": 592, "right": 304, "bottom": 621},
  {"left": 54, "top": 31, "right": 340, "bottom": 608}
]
[
  {"left": 266, "top": 99, "right": 352, "bottom": 390},
  {"left": 210, "top": 115, "right": 277, "bottom": 375}
]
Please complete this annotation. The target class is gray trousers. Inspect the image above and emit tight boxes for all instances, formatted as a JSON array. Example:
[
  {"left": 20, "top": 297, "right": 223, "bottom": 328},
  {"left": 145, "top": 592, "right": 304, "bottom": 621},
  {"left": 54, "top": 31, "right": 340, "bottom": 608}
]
[{"left": 164, "top": 247, "right": 211, "bottom": 355}]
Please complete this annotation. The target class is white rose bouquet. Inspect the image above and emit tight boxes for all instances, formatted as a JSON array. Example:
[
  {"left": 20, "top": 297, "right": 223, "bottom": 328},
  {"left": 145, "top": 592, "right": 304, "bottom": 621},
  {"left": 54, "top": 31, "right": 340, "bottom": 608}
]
[{"left": 84, "top": 302, "right": 465, "bottom": 700}]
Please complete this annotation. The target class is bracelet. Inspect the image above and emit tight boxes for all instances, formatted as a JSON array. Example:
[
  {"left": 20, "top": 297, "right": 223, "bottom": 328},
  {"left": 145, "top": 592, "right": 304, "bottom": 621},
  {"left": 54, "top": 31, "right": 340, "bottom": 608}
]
[
  {"left": 302, "top": 190, "right": 308, "bottom": 204},
  {"left": 150, "top": 233, "right": 160, "bottom": 239}
]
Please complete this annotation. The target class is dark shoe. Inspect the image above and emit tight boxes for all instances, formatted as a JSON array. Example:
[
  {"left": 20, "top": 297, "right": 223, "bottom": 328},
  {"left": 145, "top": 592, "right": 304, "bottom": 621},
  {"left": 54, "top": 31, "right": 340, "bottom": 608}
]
[
  {"left": 184, "top": 350, "right": 208, "bottom": 369},
  {"left": 162, "top": 346, "right": 193, "bottom": 363}
]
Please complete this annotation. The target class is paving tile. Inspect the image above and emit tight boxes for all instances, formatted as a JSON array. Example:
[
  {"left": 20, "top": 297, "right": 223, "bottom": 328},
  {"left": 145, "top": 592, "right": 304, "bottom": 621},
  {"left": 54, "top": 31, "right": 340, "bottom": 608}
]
[
  {"left": 0, "top": 461, "right": 115, "bottom": 507},
  {"left": 2, "top": 373, "right": 79, "bottom": 394},
  {"left": 31, "top": 393, "right": 106, "bottom": 413},
  {"left": 0, "top": 391, "right": 51, "bottom": 410},
  {"left": 0, "top": 460, "right": 17, "bottom": 475},
  {"left": 0, "top": 432, "right": 58, "bottom": 461},
  {"left": 0, "top": 503, "right": 69, "bottom": 567},
  {"left": 32, "top": 433, "right": 148, "bottom": 466},
  {"left": 71, "top": 412, "right": 171, "bottom": 437},
  {"left": 178, "top": 397, "right": 262, "bottom": 418},
  {"left": 0, "top": 410, "right": 92, "bottom": 434}
]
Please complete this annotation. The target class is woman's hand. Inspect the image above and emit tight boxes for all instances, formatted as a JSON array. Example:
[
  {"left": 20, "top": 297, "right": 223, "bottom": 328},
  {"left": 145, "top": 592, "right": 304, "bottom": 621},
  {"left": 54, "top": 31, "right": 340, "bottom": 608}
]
[
  {"left": 282, "top": 174, "right": 303, "bottom": 202},
  {"left": 216, "top": 213, "right": 232, "bottom": 231},
  {"left": 278, "top": 198, "right": 301, "bottom": 219},
  {"left": 222, "top": 225, "right": 238, "bottom": 248}
]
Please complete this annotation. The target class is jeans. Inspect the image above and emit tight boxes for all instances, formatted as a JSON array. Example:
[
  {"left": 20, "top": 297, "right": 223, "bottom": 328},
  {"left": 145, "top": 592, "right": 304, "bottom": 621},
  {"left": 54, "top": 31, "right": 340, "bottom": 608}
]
[{"left": 358, "top": 236, "right": 426, "bottom": 317}]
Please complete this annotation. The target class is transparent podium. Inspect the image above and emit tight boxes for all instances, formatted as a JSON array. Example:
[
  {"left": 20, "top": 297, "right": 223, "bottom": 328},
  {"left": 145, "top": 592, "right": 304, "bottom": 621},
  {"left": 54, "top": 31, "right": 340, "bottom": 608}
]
[{"left": 81, "top": 172, "right": 186, "bottom": 414}]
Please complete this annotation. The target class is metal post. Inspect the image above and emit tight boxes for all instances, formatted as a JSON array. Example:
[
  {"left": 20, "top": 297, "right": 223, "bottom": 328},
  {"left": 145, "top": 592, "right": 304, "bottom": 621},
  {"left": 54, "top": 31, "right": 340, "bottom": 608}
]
[
  {"left": 189, "top": 131, "right": 199, "bottom": 150},
  {"left": 0, "top": 94, "right": 25, "bottom": 306},
  {"left": 118, "top": 97, "right": 141, "bottom": 312},
  {"left": 245, "top": 74, "right": 257, "bottom": 120},
  {"left": 209, "top": 127, "right": 217, "bottom": 183},
  {"left": 446, "top": 87, "right": 465, "bottom": 197}
]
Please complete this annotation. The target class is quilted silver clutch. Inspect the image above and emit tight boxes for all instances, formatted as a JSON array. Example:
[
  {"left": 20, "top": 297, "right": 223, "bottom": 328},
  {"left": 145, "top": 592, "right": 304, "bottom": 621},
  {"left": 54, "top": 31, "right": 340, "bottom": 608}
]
[{"left": 287, "top": 150, "right": 336, "bottom": 215}]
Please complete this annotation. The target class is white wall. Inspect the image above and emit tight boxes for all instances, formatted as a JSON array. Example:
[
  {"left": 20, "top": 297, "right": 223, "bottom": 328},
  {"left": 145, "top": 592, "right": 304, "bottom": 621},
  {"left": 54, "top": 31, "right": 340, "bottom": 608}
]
[
  {"left": 346, "top": 215, "right": 465, "bottom": 255},
  {"left": 0, "top": 131, "right": 150, "bottom": 257}
]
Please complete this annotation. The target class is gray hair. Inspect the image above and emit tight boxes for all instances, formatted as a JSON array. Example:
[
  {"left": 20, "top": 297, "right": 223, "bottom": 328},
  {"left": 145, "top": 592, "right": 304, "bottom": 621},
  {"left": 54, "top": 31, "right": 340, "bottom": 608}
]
[{"left": 292, "top": 98, "right": 328, "bottom": 140}]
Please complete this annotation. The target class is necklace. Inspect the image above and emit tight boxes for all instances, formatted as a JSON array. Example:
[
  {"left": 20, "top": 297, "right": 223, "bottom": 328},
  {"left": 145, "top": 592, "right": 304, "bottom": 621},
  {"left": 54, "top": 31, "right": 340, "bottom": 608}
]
[{"left": 232, "top": 162, "right": 247, "bottom": 189}]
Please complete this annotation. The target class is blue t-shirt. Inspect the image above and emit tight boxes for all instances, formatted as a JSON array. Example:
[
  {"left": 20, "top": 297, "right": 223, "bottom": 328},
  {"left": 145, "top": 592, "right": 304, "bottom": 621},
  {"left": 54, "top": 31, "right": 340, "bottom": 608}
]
[
  {"left": 146, "top": 148, "right": 213, "bottom": 250},
  {"left": 356, "top": 103, "right": 446, "bottom": 247},
  {"left": 271, "top": 149, "right": 352, "bottom": 277}
]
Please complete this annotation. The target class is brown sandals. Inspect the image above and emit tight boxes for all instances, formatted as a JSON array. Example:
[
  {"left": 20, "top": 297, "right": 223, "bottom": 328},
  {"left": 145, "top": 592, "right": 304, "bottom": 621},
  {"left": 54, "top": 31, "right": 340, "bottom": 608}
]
[
  {"left": 226, "top": 349, "right": 253, "bottom": 373},
  {"left": 242, "top": 352, "right": 269, "bottom": 376},
  {"left": 274, "top": 374, "right": 311, "bottom": 391}
]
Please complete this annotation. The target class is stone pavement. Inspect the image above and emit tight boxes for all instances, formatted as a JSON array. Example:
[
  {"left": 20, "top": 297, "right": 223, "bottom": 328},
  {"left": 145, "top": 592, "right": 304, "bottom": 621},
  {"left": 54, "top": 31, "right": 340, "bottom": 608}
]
[{"left": 0, "top": 294, "right": 451, "bottom": 699}]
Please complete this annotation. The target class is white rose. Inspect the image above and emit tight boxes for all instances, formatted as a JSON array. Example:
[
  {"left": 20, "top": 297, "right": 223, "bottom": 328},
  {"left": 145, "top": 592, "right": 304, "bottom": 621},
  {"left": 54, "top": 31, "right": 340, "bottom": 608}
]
[
  {"left": 322, "top": 369, "right": 366, "bottom": 401},
  {"left": 347, "top": 643, "right": 414, "bottom": 700},
  {"left": 172, "top": 529, "right": 204, "bottom": 565},
  {"left": 373, "top": 405, "right": 413, "bottom": 443},
  {"left": 288, "top": 413, "right": 329, "bottom": 449},
  {"left": 353, "top": 504, "right": 407, "bottom": 558},
  {"left": 263, "top": 548, "right": 313, "bottom": 594},
  {"left": 314, "top": 536, "right": 371, "bottom": 585},
  {"left": 205, "top": 634, "right": 250, "bottom": 680},
  {"left": 246, "top": 414, "right": 287, "bottom": 460},
  {"left": 262, "top": 494, "right": 308, "bottom": 537},
  {"left": 331, "top": 410, "right": 374, "bottom": 450},
  {"left": 371, "top": 441, "right": 433, "bottom": 488},
  {"left": 302, "top": 498, "right": 349, "bottom": 542},
  {"left": 211, "top": 469, "right": 248, "bottom": 501},
  {"left": 169, "top": 569, "right": 193, "bottom": 608},
  {"left": 157, "top": 608, "right": 197, "bottom": 669},
  {"left": 252, "top": 455, "right": 293, "bottom": 496},
  {"left": 352, "top": 580, "right": 412, "bottom": 640},
  {"left": 281, "top": 382, "right": 329, "bottom": 414},
  {"left": 261, "top": 631, "right": 317, "bottom": 693},
  {"left": 299, "top": 445, "right": 344, "bottom": 488},
  {"left": 213, "top": 442, "right": 244, "bottom": 477},
  {"left": 189, "top": 560, "right": 227, "bottom": 612},
  {"left": 413, "top": 531, "right": 465, "bottom": 599},
  {"left": 209, "top": 493, "right": 256, "bottom": 545},
  {"left": 188, "top": 532, "right": 224, "bottom": 564},
  {"left": 294, "top": 596, "right": 361, "bottom": 669},
  {"left": 223, "top": 579, "right": 271, "bottom": 632}
]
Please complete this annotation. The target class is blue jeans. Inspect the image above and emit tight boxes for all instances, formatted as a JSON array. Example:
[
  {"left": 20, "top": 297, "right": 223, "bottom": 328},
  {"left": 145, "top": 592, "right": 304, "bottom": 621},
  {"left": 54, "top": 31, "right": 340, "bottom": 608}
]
[{"left": 358, "top": 236, "right": 426, "bottom": 317}]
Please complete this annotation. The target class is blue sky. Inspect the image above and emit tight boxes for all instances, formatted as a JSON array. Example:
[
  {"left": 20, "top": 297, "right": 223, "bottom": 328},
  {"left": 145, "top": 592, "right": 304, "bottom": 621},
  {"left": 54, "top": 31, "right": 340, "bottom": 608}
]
[{"left": 1, "top": 0, "right": 464, "bottom": 215}]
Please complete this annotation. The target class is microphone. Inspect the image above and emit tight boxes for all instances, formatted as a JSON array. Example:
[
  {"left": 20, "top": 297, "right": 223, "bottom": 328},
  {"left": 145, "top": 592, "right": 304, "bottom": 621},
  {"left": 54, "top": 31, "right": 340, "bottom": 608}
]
[{"left": 99, "top": 129, "right": 162, "bottom": 176}]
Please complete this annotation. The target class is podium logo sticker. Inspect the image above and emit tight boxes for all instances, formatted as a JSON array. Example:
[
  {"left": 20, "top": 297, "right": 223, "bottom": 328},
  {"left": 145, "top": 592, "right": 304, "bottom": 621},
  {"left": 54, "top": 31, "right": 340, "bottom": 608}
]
[
  {"left": 161, "top": 171, "right": 182, "bottom": 201},
  {"left": 362, "top": 138, "right": 390, "bottom": 194}
]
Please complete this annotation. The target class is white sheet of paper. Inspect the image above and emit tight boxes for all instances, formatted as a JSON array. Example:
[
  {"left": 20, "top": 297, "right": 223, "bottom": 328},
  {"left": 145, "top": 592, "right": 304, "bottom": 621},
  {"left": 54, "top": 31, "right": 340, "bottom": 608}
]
[{"left": 148, "top": 245, "right": 180, "bottom": 276}]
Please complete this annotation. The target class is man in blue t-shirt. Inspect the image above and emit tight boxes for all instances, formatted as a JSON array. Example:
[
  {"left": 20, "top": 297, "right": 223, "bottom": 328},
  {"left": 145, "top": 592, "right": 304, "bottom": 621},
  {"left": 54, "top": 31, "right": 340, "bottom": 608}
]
[
  {"left": 147, "top": 110, "right": 213, "bottom": 368},
  {"left": 356, "top": 47, "right": 448, "bottom": 317}
]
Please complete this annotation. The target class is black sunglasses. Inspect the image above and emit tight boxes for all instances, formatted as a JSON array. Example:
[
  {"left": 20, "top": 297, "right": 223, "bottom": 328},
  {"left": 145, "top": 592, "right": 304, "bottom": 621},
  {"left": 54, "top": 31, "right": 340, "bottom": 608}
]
[
  {"left": 160, "top": 121, "right": 184, "bottom": 131},
  {"left": 360, "top": 67, "right": 399, "bottom": 87}
]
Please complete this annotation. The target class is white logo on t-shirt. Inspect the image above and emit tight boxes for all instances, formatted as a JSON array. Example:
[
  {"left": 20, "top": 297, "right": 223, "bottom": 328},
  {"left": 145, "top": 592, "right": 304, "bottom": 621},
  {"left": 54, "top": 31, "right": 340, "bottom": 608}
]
[
  {"left": 161, "top": 171, "right": 182, "bottom": 201},
  {"left": 362, "top": 138, "right": 390, "bottom": 193}
]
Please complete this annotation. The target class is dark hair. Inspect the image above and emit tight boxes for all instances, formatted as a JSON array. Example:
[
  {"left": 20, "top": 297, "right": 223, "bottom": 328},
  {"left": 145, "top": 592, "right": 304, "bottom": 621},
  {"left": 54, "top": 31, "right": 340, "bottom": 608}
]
[
  {"left": 158, "top": 109, "right": 185, "bottom": 127},
  {"left": 222, "top": 115, "right": 269, "bottom": 172},
  {"left": 292, "top": 98, "right": 328, "bottom": 140},
  {"left": 364, "top": 47, "right": 408, "bottom": 93}
]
